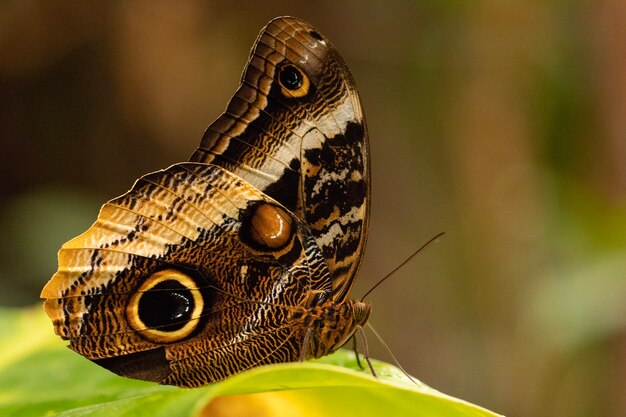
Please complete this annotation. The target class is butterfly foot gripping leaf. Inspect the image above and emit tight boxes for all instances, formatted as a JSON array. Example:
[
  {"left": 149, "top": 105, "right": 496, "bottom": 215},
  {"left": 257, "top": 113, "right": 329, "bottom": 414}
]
[{"left": 41, "top": 16, "right": 371, "bottom": 388}]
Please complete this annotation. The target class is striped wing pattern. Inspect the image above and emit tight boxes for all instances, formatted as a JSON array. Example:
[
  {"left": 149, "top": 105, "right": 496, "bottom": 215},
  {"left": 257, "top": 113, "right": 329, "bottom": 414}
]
[{"left": 191, "top": 17, "right": 369, "bottom": 302}]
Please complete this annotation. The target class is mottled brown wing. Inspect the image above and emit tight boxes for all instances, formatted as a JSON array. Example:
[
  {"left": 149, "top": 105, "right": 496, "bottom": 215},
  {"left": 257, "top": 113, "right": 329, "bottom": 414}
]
[
  {"left": 190, "top": 16, "right": 369, "bottom": 303},
  {"left": 41, "top": 163, "right": 333, "bottom": 387}
]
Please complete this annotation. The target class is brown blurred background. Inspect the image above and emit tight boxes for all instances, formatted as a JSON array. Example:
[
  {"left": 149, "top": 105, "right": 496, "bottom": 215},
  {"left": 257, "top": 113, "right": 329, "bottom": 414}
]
[{"left": 1, "top": 1, "right": 626, "bottom": 416}]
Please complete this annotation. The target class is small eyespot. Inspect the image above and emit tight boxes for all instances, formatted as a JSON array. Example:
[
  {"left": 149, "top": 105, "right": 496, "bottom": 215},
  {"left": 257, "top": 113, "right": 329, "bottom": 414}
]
[
  {"left": 240, "top": 202, "right": 294, "bottom": 251},
  {"left": 249, "top": 203, "right": 293, "bottom": 249},
  {"left": 277, "top": 64, "right": 310, "bottom": 98},
  {"left": 279, "top": 65, "right": 302, "bottom": 90},
  {"left": 126, "top": 269, "right": 204, "bottom": 343},
  {"left": 309, "top": 30, "right": 325, "bottom": 44}
]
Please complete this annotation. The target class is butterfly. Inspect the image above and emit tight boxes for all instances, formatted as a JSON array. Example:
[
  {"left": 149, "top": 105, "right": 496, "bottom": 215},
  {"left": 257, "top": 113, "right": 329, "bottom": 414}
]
[{"left": 41, "top": 16, "right": 370, "bottom": 388}]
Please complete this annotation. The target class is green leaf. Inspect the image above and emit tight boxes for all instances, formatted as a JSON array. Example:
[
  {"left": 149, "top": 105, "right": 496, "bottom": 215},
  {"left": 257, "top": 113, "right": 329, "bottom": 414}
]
[{"left": 0, "top": 307, "right": 502, "bottom": 417}]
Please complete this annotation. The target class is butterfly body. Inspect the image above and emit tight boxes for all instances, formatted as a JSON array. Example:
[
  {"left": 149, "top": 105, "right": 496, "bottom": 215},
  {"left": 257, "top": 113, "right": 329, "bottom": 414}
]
[
  {"left": 42, "top": 16, "right": 370, "bottom": 387},
  {"left": 295, "top": 300, "right": 371, "bottom": 360}
]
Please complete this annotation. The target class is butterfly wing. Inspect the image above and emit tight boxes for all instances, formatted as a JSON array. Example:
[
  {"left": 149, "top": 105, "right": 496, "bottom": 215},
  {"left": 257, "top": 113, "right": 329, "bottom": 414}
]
[
  {"left": 41, "top": 163, "right": 333, "bottom": 387},
  {"left": 190, "top": 17, "right": 369, "bottom": 302},
  {"left": 41, "top": 16, "right": 370, "bottom": 387}
]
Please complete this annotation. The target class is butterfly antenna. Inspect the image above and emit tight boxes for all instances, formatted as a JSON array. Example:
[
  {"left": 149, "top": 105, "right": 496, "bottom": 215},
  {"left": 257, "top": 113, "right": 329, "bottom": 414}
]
[
  {"left": 366, "top": 322, "right": 421, "bottom": 386},
  {"left": 360, "top": 232, "right": 445, "bottom": 302}
]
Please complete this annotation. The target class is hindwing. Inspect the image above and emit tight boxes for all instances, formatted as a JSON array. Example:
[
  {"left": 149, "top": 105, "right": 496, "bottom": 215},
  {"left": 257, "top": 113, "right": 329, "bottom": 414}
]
[{"left": 42, "top": 163, "right": 334, "bottom": 386}]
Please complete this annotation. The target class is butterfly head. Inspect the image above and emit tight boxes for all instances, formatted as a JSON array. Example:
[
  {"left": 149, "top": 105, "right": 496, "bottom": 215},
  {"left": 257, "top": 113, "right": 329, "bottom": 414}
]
[{"left": 351, "top": 299, "right": 371, "bottom": 327}]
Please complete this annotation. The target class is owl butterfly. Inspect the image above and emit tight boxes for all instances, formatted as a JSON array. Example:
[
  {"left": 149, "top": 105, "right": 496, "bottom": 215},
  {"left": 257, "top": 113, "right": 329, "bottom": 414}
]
[{"left": 41, "top": 16, "right": 370, "bottom": 387}]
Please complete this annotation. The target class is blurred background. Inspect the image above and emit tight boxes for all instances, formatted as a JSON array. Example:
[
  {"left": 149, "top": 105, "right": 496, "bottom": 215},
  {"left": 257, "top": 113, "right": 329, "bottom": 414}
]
[{"left": 1, "top": 1, "right": 625, "bottom": 416}]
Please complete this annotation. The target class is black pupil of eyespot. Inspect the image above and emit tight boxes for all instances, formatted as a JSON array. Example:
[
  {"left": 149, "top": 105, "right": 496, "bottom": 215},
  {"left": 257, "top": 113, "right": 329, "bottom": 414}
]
[
  {"left": 279, "top": 66, "right": 302, "bottom": 90},
  {"left": 310, "top": 31, "right": 324, "bottom": 42},
  {"left": 138, "top": 279, "right": 194, "bottom": 332}
]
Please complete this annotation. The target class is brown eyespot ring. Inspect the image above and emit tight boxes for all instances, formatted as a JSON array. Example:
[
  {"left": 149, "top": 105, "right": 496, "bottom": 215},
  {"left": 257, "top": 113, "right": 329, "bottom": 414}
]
[
  {"left": 126, "top": 269, "right": 204, "bottom": 343},
  {"left": 277, "top": 64, "right": 310, "bottom": 98}
]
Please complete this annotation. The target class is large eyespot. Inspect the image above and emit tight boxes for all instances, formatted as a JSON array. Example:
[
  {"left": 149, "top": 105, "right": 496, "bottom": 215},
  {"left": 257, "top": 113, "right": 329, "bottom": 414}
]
[
  {"left": 241, "top": 202, "right": 294, "bottom": 251},
  {"left": 126, "top": 269, "right": 204, "bottom": 343},
  {"left": 277, "top": 64, "right": 310, "bottom": 98}
]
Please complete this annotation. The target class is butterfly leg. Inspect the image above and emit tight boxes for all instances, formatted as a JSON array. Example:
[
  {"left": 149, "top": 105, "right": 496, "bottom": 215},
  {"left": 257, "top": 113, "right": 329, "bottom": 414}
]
[
  {"left": 356, "top": 325, "right": 377, "bottom": 377},
  {"left": 299, "top": 328, "right": 313, "bottom": 362},
  {"left": 352, "top": 336, "right": 365, "bottom": 370}
]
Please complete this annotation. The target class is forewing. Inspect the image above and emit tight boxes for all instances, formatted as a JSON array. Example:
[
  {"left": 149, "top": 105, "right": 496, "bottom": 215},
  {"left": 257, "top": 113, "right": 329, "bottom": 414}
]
[{"left": 190, "top": 17, "right": 370, "bottom": 302}]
